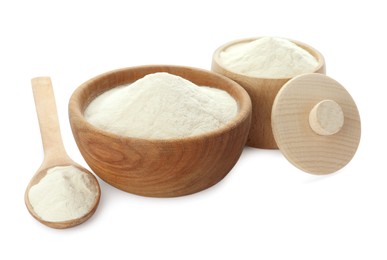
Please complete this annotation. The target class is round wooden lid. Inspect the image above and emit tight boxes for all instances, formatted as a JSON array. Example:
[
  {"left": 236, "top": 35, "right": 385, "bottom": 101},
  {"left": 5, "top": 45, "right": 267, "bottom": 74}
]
[{"left": 271, "top": 73, "right": 361, "bottom": 174}]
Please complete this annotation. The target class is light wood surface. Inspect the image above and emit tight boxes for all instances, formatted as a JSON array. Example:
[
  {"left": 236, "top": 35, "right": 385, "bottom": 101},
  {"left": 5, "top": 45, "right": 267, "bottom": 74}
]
[
  {"left": 25, "top": 77, "right": 101, "bottom": 229},
  {"left": 309, "top": 99, "right": 344, "bottom": 136},
  {"left": 271, "top": 74, "right": 361, "bottom": 174},
  {"left": 69, "top": 65, "right": 252, "bottom": 197},
  {"left": 212, "top": 37, "right": 326, "bottom": 149}
]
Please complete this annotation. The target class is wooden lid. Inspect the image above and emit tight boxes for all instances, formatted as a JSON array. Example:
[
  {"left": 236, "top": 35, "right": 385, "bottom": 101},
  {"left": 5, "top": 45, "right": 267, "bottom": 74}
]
[{"left": 271, "top": 73, "right": 361, "bottom": 174}]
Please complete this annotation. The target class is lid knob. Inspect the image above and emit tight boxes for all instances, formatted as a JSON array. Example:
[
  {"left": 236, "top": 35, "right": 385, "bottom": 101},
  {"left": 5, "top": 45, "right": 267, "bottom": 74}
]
[{"left": 309, "top": 99, "right": 344, "bottom": 136}]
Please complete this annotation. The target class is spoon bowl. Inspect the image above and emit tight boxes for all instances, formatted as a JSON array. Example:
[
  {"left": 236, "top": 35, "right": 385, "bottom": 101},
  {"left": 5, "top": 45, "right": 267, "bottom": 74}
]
[{"left": 25, "top": 77, "right": 100, "bottom": 229}]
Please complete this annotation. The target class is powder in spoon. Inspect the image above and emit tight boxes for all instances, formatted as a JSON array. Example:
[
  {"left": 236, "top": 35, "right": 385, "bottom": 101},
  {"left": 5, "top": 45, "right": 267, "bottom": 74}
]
[
  {"left": 219, "top": 36, "right": 319, "bottom": 78},
  {"left": 28, "top": 165, "right": 98, "bottom": 222},
  {"left": 85, "top": 72, "right": 237, "bottom": 139}
]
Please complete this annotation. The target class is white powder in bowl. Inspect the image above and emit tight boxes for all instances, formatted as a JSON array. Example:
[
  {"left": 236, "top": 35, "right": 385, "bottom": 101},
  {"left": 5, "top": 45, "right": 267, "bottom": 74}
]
[
  {"left": 219, "top": 36, "right": 319, "bottom": 78},
  {"left": 84, "top": 72, "right": 238, "bottom": 139},
  {"left": 28, "top": 165, "right": 98, "bottom": 222}
]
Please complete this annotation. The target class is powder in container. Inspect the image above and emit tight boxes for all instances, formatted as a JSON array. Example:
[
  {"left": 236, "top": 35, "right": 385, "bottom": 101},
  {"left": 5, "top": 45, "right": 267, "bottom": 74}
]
[
  {"left": 28, "top": 165, "right": 98, "bottom": 222},
  {"left": 84, "top": 72, "right": 238, "bottom": 139},
  {"left": 219, "top": 36, "right": 319, "bottom": 78}
]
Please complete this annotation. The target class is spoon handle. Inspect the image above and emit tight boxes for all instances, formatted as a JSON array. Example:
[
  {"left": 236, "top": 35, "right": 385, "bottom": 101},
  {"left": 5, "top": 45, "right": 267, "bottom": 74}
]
[{"left": 32, "top": 77, "right": 72, "bottom": 167}]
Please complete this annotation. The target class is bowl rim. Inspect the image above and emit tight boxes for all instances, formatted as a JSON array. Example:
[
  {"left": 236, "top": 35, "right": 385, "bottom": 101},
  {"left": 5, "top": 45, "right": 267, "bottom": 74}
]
[
  {"left": 212, "top": 37, "right": 326, "bottom": 80},
  {"left": 69, "top": 64, "right": 252, "bottom": 144}
]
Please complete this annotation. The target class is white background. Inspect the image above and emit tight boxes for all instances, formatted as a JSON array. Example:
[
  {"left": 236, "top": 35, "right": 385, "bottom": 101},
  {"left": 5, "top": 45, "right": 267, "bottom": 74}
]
[{"left": 1, "top": 0, "right": 386, "bottom": 259}]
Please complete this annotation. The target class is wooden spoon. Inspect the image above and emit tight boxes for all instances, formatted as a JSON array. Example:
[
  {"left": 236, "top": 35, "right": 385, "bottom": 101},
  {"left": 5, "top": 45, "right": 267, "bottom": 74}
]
[{"left": 25, "top": 77, "right": 101, "bottom": 229}]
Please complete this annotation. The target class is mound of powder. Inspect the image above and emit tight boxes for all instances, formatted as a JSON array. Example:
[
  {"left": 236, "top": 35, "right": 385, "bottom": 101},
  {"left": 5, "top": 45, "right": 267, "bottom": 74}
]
[
  {"left": 85, "top": 72, "right": 237, "bottom": 139},
  {"left": 219, "top": 36, "right": 319, "bottom": 78},
  {"left": 28, "top": 165, "right": 98, "bottom": 222}
]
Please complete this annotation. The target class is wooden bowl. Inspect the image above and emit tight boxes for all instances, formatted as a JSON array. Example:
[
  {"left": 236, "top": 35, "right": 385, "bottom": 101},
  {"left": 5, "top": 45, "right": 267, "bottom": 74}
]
[
  {"left": 69, "top": 65, "right": 252, "bottom": 197},
  {"left": 212, "top": 38, "right": 326, "bottom": 149}
]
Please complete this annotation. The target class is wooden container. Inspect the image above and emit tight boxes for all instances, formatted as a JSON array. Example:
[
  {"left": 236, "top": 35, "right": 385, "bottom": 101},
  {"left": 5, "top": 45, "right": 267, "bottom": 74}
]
[
  {"left": 212, "top": 38, "right": 326, "bottom": 149},
  {"left": 69, "top": 65, "right": 252, "bottom": 197},
  {"left": 271, "top": 73, "right": 361, "bottom": 174}
]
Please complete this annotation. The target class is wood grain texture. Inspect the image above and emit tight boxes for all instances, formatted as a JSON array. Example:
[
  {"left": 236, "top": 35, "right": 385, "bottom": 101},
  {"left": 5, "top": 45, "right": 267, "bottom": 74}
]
[
  {"left": 212, "top": 37, "right": 326, "bottom": 149},
  {"left": 271, "top": 74, "right": 361, "bottom": 174},
  {"left": 25, "top": 77, "right": 101, "bottom": 229},
  {"left": 69, "top": 65, "right": 252, "bottom": 197}
]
